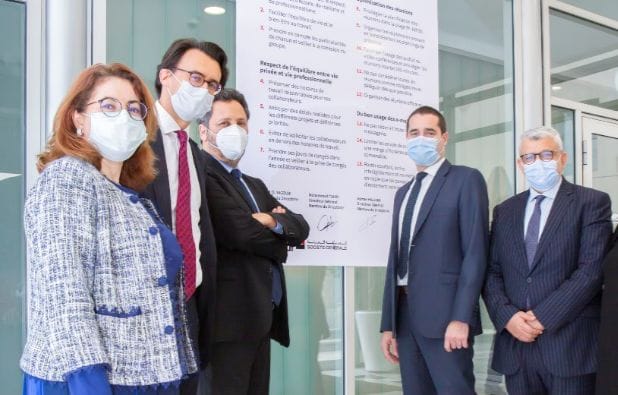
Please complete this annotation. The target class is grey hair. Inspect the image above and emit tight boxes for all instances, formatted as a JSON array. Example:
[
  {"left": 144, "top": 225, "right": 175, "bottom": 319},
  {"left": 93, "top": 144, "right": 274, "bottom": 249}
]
[
  {"left": 520, "top": 126, "right": 563, "bottom": 151},
  {"left": 197, "top": 88, "right": 251, "bottom": 127}
]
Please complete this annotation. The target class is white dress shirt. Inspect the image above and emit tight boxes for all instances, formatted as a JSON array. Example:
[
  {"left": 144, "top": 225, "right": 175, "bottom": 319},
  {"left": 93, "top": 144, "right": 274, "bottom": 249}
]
[
  {"left": 523, "top": 177, "right": 563, "bottom": 240},
  {"left": 155, "top": 101, "right": 202, "bottom": 288},
  {"left": 397, "top": 157, "right": 446, "bottom": 285}
]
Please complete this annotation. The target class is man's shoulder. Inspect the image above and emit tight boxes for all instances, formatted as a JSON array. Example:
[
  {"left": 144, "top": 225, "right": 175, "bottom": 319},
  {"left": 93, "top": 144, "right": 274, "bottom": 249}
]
[{"left": 447, "top": 163, "right": 482, "bottom": 177}]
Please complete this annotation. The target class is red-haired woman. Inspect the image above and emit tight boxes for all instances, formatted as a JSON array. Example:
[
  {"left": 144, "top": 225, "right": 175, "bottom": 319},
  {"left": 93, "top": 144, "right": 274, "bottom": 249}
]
[{"left": 20, "top": 63, "right": 197, "bottom": 394}]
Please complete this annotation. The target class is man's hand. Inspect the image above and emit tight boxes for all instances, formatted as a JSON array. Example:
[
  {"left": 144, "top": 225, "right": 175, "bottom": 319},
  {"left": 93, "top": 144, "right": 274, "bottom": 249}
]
[
  {"left": 271, "top": 206, "right": 286, "bottom": 214},
  {"left": 381, "top": 331, "right": 399, "bottom": 364},
  {"left": 444, "top": 320, "right": 470, "bottom": 352},
  {"left": 505, "top": 311, "right": 543, "bottom": 342},
  {"left": 526, "top": 310, "right": 545, "bottom": 332},
  {"left": 252, "top": 213, "right": 277, "bottom": 229}
]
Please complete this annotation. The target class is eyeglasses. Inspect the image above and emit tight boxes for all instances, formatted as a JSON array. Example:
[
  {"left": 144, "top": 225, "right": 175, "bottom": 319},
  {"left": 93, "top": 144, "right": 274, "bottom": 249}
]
[
  {"left": 173, "top": 67, "right": 222, "bottom": 94},
  {"left": 86, "top": 97, "right": 148, "bottom": 121},
  {"left": 519, "top": 150, "right": 559, "bottom": 165}
]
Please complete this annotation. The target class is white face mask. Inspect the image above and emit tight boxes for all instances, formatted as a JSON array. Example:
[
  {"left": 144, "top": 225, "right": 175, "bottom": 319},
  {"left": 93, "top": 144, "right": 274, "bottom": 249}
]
[
  {"left": 209, "top": 124, "right": 249, "bottom": 161},
  {"left": 169, "top": 73, "right": 213, "bottom": 122},
  {"left": 87, "top": 110, "right": 147, "bottom": 162}
]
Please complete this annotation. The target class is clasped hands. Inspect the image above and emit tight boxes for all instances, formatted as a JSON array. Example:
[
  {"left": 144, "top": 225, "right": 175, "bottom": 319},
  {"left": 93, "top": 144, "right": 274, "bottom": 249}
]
[
  {"left": 252, "top": 206, "right": 286, "bottom": 229},
  {"left": 505, "top": 310, "right": 544, "bottom": 342}
]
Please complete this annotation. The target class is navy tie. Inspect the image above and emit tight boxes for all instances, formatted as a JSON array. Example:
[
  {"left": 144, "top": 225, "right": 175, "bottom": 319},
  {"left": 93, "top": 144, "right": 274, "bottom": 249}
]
[
  {"left": 231, "top": 169, "right": 258, "bottom": 212},
  {"left": 525, "top": 195, "right": 545, "bottom": 268},
  {"left": 231, "top": 168, "right": 283, "bottom": 305},
  {"left": 397, "top": 172, "right": 427, "bottom": 279}
]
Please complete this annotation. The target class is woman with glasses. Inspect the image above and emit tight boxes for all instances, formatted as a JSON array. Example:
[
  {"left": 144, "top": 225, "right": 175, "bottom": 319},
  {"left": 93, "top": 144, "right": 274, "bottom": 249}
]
[{"left": 20, "top": 63, "right": 198, "bottom": 395}]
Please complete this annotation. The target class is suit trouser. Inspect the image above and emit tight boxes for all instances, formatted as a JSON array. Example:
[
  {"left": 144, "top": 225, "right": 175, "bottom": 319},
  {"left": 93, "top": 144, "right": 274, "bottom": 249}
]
[
  {"left": 505, "top": 341, "right": 595, "bottom": 395},
  {"left": 396, "top": 290, "right": 475, "bottom": 395},
  {"left": 211, "top": 335, "right": 271, "bottom": 395}
]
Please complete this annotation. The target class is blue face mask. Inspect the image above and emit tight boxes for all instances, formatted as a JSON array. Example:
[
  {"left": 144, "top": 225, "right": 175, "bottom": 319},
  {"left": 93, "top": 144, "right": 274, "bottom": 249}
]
[
  {"left": 407, "top": 136, "right": 440, "bottom": 166},
  {"left": 524, "top": 159, "right": 560, "bottom": 192}
]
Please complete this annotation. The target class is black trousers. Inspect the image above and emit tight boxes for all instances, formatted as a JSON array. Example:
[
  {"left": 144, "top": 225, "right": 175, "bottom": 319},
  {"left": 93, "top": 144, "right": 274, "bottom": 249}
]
[{"left": 211, "top": 335, "right": 271, "bottom": 395}]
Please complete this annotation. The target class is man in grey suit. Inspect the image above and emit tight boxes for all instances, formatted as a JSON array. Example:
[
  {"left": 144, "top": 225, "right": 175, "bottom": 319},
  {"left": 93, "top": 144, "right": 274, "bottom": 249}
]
[
  {"left": 380, "top": 105, "right": 489, "bottom": 394},
  {"left": 484, "top": 126, "right": 613, "bottom": 394}
]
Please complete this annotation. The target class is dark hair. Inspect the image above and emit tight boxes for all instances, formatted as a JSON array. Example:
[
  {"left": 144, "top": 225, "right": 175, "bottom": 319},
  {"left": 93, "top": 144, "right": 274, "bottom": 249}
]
[
  {"left": 38, "top": 63, "right": 158, "bottom": 191},
  {"left": 198, "top": 89, "right": 250, "bottom": 127},
  {"left": 155, "top": 38, "right": 229, "bottom": 97},
  {"left": 406, "top": 105, "right": 447, "bottom": 134}
]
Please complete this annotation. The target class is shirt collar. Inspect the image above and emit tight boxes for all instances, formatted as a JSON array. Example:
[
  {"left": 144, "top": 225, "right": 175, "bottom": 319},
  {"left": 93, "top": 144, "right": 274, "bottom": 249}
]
[
  {"left": 421, "top": 157, "right": 446, "bottom": 178},
  {"left": 528, "top": 177, "right": 562, "bottom": 202},
  {"left": 155, "top": 101, "right": 182, "bottom": 134},
  {"left": 215, "top": 157, "right": 237, "bottom": 174}
]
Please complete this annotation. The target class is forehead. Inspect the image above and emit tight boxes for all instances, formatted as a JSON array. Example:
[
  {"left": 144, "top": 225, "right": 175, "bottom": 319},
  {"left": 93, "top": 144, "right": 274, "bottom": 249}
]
[
  {"left": 90, "top": 77, "right": 138, "bottom": 102},
  {"left": 408, "top": 113, "right": 441, "bottom": 131},
  {"left": 211, "top": 100, "right": 247, "bottom": 120},
  {"left": 177, "top": 48, "right": 222, "bottom": 82},
  {"left": 519, "top": 136, "right": 559, "bottom": 153}
]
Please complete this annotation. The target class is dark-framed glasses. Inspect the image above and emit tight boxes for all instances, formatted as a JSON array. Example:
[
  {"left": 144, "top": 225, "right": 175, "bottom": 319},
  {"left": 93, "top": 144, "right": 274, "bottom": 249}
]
[
  {"left": 86, "top": 97, "right": 148, "bottom": 121},
  {"left": 519, "top": 150, "right": 558, "bottom": 165},
  {"left": 173, "top": 67, "right": 222, "bottom": 94}
]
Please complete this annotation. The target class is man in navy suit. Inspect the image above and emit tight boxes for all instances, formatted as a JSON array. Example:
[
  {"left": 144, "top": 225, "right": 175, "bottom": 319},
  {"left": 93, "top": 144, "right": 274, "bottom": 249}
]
[
  {"left": 483, "top": 126, "right": 613, "bottom": 394},
  {"left": 380, "top": 106, "right": 489, "bottom": 394}
]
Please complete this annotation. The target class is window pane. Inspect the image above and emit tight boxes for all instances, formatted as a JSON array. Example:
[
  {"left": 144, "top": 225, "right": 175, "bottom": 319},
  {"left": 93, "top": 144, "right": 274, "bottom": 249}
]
[
  {"left": 354, "top": 0, "right": 514, "bottom": 393},
  {"left": 0, "top": 1, "right": 26, "bottom": 393},
  {"left": 550, "top": 9, "right": 618, "bottom": 111},
  {"left": 105, "top": 3, "right": 344, "bottom": 395},
  {"left": 271, "top": 267, "right": 343, "bottom": 395},
  {"left": 559, "top": 0, "right": 618, "bottom": 22},
  {"left": 551, "top": 106, "right": 576, "bottom": 183}
]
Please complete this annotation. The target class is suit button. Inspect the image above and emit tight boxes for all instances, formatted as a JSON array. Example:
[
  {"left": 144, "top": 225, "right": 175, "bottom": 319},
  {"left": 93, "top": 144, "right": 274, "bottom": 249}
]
[
  {"left": 129, "top": 195, "right": 139, "bottom": 204},
  {"left": 157, "top": 276, "right": 168, "bottom": 286},
  {"left": 527, "top": 277, "right": 532, "bottom": 284},
  {"left": 149, "top": 226, "right": 158, "bottom": 235},
  {"left": 164, "top": 325, "right": 174, "bottom": 335}
]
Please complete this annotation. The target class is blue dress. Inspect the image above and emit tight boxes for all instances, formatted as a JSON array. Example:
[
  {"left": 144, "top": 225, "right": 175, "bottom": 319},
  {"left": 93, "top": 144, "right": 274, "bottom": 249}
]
[{"left": 23, "top": 183, "right": 194, "bottom": 395}]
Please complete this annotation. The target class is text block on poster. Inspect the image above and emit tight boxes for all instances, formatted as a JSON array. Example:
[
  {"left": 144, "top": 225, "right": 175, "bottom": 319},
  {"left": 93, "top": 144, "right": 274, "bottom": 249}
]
[{"left": 237, "top": 0, "right": 438, "bottom": 266}]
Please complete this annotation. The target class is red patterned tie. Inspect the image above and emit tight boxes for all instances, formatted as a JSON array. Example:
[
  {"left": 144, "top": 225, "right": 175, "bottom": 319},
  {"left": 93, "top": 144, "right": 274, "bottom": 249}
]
[{"left": 176, "top": 130, "right": 196, "bottom": 300}]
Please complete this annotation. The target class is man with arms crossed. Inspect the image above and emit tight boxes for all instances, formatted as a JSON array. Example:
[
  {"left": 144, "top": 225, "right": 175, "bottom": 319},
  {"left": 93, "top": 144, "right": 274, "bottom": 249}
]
[{"left": 198, "top": 89, "right": 310, "bottom": 395}]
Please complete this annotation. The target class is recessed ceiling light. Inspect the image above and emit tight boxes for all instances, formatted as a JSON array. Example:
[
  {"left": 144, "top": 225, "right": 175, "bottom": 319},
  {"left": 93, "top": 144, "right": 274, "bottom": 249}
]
[
  {"left": 204, "top": 6, "right": 226, "bottom": 15},
  {"left": 551, "top": 85, "right": 562, "bottom": 91}
]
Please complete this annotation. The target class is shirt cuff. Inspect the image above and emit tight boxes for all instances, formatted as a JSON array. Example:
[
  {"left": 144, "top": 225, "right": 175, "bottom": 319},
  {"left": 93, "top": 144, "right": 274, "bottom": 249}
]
[{"left": 272, "top": 221, "right": 284, "bottom": 234}]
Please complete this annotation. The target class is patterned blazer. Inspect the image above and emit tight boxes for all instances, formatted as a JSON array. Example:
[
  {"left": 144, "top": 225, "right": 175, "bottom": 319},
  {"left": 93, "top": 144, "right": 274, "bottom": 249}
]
[{"left": 20, "top": 156, "right": 198, "bottom": 385}]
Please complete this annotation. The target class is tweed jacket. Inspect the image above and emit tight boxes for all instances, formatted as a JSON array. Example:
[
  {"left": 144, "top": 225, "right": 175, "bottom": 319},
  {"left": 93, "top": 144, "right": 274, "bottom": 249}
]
[{"left": 20, "top": 156, "right": 198, "bottom": 385}]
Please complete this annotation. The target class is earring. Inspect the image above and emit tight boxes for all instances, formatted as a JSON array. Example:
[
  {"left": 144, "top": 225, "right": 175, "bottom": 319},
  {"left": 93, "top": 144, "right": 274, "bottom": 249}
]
[{"left": 76, "top": 128, "right": 83, "bottom": 136}]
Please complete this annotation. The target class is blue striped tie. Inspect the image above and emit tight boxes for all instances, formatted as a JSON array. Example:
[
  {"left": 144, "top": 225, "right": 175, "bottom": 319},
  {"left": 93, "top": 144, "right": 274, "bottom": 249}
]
[
  {"left": 397, "top": 172, "right": 427, "bottom": 279},
  {"left": 525, "top": 195, "right": 545, "bottom": 268}
]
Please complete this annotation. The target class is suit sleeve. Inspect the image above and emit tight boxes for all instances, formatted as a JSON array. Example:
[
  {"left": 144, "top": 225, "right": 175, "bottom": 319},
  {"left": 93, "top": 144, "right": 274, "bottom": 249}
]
[
  {"left": 256, "top": 179, "right": 310, "bottom": 247},
  {"left": 380, "top": 190, "right": 404, "bottom": 333},
  {"left": 206, "top": 174, "right": 305, "bottom": 263},
  {"left": 482, "top": 205, "right": 521, "bottom": 331},
  {"left": 451, "top": 169, "right": 489, "bottom": 325},
  {"left": 533, "top": 191, "right": 612, "bottom": 332}
]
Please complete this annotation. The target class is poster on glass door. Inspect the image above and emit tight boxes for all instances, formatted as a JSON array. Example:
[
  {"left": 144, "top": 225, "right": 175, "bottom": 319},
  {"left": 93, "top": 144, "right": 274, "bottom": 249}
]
[{"left": 236, "top": 0, "right": 439, "bottom": 266}]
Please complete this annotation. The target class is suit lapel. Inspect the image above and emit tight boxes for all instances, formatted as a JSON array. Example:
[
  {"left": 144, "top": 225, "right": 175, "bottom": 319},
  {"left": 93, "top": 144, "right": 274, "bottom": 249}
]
[
  {"left": 530, "top": 180, "right": 574, "bottom": 271},
  {"left": 205, "top": 153, "right": 255, "bottom": 212},
  {"left": 151, "top": 129, "right": 172, "bottom": 226},
  {"left": 511, "top": 192, "right": 530, "bottom": 273},
  {"left": 412, "top": 160, "right": 450, "bottom": 239}
]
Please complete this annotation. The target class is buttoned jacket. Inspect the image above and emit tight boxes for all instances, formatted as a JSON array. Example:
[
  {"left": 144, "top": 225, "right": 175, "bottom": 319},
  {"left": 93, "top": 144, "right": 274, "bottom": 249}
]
[{"left": 20, "top": 156, "right": 198, "bottom": 385}]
